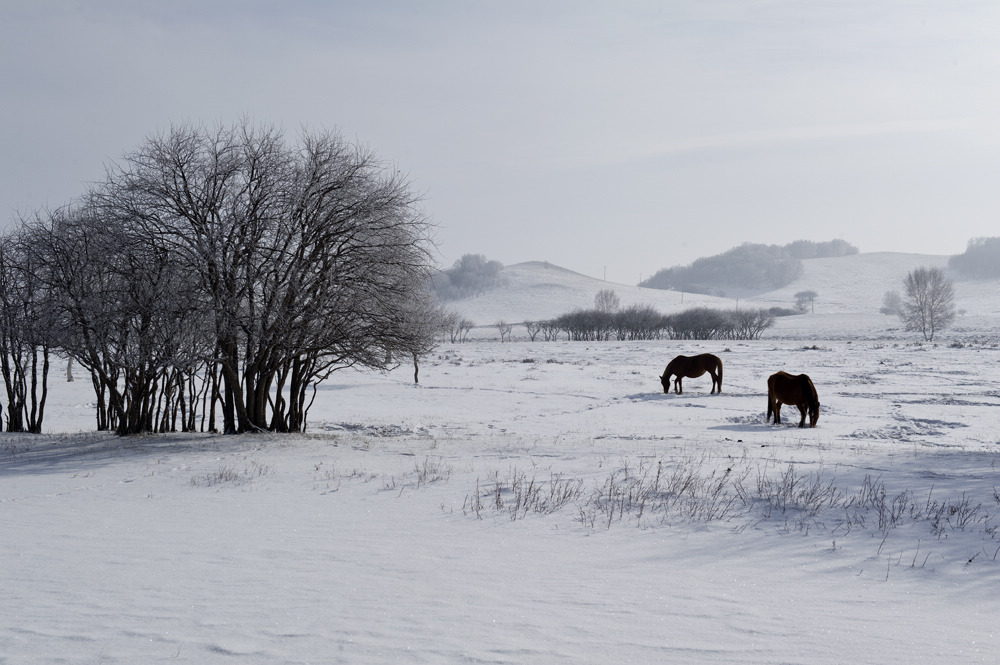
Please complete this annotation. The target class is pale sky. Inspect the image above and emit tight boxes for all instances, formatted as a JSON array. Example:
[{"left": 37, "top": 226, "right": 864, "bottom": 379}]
[{"left": 3, "top": 1, "right": 999, "bottom": 284}]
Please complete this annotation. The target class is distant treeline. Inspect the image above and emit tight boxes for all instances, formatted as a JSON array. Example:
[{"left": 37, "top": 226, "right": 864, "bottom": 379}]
[
  {"left": 948, "top": 237, "right": 1000, "bottom": 279},
  {"left": 516, "top": 305, "right": 791, "bottom": 342},
  {"left": 640, "top": 239, "right": 858, "bottom": 295}
]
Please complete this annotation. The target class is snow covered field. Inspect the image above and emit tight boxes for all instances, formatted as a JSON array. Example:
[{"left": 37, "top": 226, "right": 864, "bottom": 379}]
[{"left": 4, "top": 254, "right": 1000, "bottom": 663}]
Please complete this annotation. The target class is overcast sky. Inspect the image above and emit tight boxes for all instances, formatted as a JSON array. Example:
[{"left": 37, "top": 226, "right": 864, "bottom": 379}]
[{"left": 2, "top": 1, "right": 999, "bottom": 284}]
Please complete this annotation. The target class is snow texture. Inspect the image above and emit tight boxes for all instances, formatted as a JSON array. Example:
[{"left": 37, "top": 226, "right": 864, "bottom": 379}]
[{"left": 3, "top": 253, "right": 1000, "bottom": 664}]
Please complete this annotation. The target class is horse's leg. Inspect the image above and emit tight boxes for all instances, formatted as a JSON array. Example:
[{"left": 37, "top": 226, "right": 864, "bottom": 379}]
[
  {"left": 773, "top": 402, "right": 781, "bottom": 424},
  {"left": 675, "top": 377, "right": 683, "bottom": 394},
  {"left": 710, "top": 369, "right": 719, "bottom": 394},
  {"left": 797, "top": 405, "right": 808, "bottom": 428}
]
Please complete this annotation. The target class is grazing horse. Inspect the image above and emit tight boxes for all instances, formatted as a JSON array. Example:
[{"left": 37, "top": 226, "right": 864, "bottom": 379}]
[
  {"left": 659, "top": 354, "right": 723, "bottom": 395},
  {"left": 767, "top": 371, "right": 820, "bottom": 428}
]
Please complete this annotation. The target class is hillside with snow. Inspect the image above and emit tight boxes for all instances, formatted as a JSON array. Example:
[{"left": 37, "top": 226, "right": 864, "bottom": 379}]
[{"left": 446, "top": 252, "right": 1000, "bottom": 340}]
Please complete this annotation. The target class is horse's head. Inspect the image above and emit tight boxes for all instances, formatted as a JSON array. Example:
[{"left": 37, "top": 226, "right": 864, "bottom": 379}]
[
  {"left": 808, "top": 402, "right": 820, "bottom": 428},
  {"left": 659, "top": 373, "right": 670, "bottom": 393}
]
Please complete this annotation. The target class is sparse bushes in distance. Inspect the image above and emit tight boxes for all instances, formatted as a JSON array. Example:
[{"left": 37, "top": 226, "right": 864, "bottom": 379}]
[
  {"left": 665, "top": 307, "right": 729, "bottom": 340},
  {"left": 614, "top": 305, "right": 668, "bottom": 341},
  {"left": 431, "top": 254, "right": 504, "bottom": 300},
  {"left": 539, "top": 320, "right": 562, "bottom": 341},
  {"left": 532, "top": 305, "right": 775, "bottom": 342},
  {"left": 727, "top": 308, "right": 779, "bottom": 341},
  {"left": 554, "top": 309, "right": 615, "bottom": 341},
  {"left": 948, "top": 237, "right": 1000, "bottom": 278}
]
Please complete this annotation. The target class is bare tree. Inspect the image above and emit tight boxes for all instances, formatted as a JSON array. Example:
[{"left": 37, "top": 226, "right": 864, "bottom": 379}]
[
  {"left": 23, "top": 204, "right": 207, "bottom": 435},
  {"left": 0, "top": 229, "right": 52, "bottom": 432},
  {"left": 395, "top": 286, "right": 447, "bottom": 384},
  {"left": 594, "top": 288, "right": 621, "bottom": 314},
  {"left": 523, "top": 320, "right": 543, "bottom": 342},
  {"left": 900, "top": 267, "right": 955, "bottom": 341},
  {"left": 496, "top": 320, "right": 513, "bottom": 343},
  {"left": 442, "top": 310, "right": 462, "bottom": 343},
  {"left": 458, "top": 319, "right": 474, "bottom": 343},
  {"left": 728, "top": 308, "right": 776, "bottom": 340},
  {"left": 794, "top": 290, "right": 818, "bottom": 313},
  {"left": 443, "top": 312, "right": 479, "bottom": 344}
]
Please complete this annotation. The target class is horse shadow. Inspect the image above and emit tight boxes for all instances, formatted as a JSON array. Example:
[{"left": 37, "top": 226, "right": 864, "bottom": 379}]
[{"left": 627, "top": 392, "right": 713, "bottom": 405}]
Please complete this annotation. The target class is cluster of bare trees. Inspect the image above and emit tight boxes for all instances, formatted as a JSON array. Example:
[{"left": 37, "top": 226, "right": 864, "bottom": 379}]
[
  {"left": 524, "top": 306, "right": 775, "bottom": 342},
  {"left": 0, "top": 121, "right": 439, "bottom": 435},
  {"left": 442, "top": 313, "right": 475, "bottom": 343},
  {"left": 431, "top": 254, "right": 504, "bottom": 300}
]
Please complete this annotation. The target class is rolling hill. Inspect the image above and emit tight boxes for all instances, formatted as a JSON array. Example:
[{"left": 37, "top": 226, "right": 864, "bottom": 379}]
[{"left": 442, "top": 253, "right": 1000, "bottom": 340}]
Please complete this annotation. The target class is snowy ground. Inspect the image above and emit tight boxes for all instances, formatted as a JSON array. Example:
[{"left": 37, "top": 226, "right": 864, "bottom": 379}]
[{"left": 5, "top": 333, "right": 1000, "bottom": 663}]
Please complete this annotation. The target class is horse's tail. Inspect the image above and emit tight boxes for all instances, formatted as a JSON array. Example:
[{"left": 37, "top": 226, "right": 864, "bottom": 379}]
[{"left": 717, "top": 358, "right": 723, "bottom": 391}]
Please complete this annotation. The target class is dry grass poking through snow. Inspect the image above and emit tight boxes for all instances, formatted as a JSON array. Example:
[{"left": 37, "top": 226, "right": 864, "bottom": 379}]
[
  {"left": 190, "top": 459, "right": 274, "bottom": 487},
  {"left": 464, "top": 455, "right": 1000, "bottom": 559}
]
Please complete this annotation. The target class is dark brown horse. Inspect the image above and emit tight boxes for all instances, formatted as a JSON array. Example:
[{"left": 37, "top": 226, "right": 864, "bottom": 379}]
[
  {"left": 659, "top": 354, "right": 723, "bottom": 394},
  {"left": 767, "top": 371, "right": 819, "bottom": 428}
]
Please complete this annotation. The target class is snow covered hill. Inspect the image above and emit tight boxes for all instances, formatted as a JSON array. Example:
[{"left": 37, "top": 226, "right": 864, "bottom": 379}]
[{"left": 444, "top": 253, "right": 1000, "bottom": 339}]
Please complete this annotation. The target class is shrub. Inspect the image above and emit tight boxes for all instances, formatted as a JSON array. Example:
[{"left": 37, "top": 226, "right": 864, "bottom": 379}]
[{"left": 431, "top": 254, "right": 504, "bottom": 300}]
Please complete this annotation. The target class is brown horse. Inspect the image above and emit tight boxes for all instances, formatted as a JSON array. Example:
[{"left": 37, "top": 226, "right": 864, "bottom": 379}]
[
  {"left": 767, "top": 371, "right": 819, "bottom": 428},
  {"left": 659, "top": 354, "right": 723, "bottom": 394}
]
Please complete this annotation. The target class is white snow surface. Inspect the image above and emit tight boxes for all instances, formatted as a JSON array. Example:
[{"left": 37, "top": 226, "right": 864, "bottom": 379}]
[{"left": 4, "top": 253, "right": 1000, "bottom": 663}]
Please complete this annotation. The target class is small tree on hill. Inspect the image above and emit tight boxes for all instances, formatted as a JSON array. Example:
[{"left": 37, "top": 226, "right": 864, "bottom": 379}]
[
  {"left": 900, "top": 267, "right": 955, "bottom": 341},
  {"left": 794, "top": 290, "right": 818, "bottom": 313},
  {"left": 594, "top": 289, "right": 620, "bottom": 314}
]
